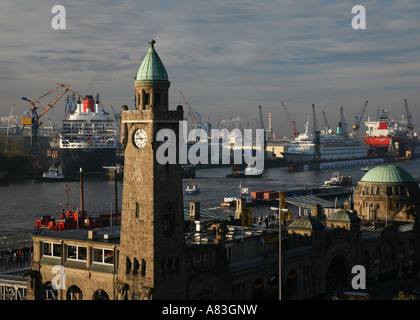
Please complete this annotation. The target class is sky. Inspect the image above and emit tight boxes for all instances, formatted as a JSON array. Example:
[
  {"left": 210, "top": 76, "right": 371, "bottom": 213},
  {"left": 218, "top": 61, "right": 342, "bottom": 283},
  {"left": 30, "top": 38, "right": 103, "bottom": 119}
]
[{"left": 1, "top": 0, "right": 420, "bottom": 137}]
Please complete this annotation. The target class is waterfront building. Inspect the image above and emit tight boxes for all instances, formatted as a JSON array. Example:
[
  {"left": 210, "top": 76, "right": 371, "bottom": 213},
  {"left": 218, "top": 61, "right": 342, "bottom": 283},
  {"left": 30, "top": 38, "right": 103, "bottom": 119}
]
[{"left": 353, "top": 165, "right": 420, "bottom": 223}]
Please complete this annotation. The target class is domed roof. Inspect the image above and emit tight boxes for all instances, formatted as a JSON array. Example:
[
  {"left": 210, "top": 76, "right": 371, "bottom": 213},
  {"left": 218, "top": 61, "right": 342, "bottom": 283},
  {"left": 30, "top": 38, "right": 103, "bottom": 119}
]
[
  {"left": 327, "top": 209, "right": 360, "bottom": 223},
  {"left": 135, "top": 39, "right": 169, "bottom": 84},
  {"left": 288, "top": 215, "right": 324, "bottom": 231},
  {"left": 360, "top": 165, "right": 416, "bottom": 184}
]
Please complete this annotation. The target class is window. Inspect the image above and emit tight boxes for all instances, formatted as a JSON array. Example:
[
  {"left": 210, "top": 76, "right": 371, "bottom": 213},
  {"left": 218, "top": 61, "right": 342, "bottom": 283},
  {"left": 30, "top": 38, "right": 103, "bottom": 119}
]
[
  {"left": 195, "top": 253, "right": 202, "bottom": 263},
  {"left": 135, "top": 202, "right": 140, "bottom": 218},
  {"left": 67, "top": 245, "right": 87, "bottom": 261},
  {"left": 144, "top": 93, "right": 150, "bottom": 105},
  {"left": 43, "top": 242, "right": 62, "bottom": 258},
  {"left": 154, "top": 93, "right": 161, "bottom": 106},
  {"left": 92, "top": 248, "right": 114, "bottom": 265},
  {"left": 226, "top": 245, "right": 233, "bottom": 260}
]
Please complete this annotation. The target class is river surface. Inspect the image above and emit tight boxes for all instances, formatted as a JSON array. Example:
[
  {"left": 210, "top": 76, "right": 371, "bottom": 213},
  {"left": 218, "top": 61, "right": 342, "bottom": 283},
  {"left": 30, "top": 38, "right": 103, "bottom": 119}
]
[{"left": 1, "top": 158, "right": 420, "bottom": 250}]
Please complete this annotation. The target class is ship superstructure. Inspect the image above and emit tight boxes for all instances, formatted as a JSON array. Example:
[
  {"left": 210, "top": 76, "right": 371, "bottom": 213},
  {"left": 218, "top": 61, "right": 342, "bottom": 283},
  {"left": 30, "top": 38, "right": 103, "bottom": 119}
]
[
  {"left": 282, "top": 119, "right": 370, "bottom": 163},
  {"left": 59, "top": 95, "right": 116, "bottom": 175}
]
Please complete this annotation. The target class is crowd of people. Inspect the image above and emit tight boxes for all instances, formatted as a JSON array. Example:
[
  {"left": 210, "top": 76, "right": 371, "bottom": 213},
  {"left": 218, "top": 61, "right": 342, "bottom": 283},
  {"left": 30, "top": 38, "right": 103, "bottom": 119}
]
[{"left": 0, "top": 246, "right": 33, "bottom": 268}]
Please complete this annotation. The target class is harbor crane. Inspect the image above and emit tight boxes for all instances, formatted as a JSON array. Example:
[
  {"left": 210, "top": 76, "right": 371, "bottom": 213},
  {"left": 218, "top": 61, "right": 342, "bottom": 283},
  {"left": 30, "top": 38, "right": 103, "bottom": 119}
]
[
  {"left": 352, "top": 100, "right": 368, "bottom": 139},
  {"left": 322, "top": 110, "right": 331, "bottom": 132},
  {"left": 340, "top": 106, "right": 348, "bottom": 135},
  {"left": 312, "top": 104, "right": 321, "bottom": 161},
  {"left": 280, "top": 100, "right": 298, "bottom": 138},
  {"left": 21, "top": 83, "right": 83, "bottom": 171},
  {"left": 404, "top": 99, "right": 414, "bottom": 128},
  {"left": 179, "top": 90, "right": 211, "bottom": 137},
  {"left": 258, "top": 105, "right": 265, "bottom": 130}
]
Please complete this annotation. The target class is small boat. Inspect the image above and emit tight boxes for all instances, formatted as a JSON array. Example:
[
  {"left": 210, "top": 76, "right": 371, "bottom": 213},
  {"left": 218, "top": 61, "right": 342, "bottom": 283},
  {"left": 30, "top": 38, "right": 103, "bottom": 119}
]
[
  {"left": 361, "top": 166, "right": 370, "bottom": 172},
  {"left": 185, "top": 181, "right": 199, "bottom": 195},
  {"left": 42, "top": 166, "right": 65, "bottom": 181},
  {"left": 324, "top": 172, "right": 352, "bottom": 186}
]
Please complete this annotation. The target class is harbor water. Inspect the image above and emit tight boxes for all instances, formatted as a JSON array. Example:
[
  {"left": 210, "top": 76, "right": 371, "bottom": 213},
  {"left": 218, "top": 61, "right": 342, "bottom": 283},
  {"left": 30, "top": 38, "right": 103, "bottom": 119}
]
[{"left": 1, "top": 158, "right": 420, "bottom": 251}]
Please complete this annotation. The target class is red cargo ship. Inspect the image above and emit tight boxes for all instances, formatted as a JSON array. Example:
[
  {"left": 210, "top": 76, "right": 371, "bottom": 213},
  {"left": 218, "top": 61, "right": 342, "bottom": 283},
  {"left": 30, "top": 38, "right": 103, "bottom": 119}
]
[{"left": 365, "top": 109, "right": 408, "bottom": 153}]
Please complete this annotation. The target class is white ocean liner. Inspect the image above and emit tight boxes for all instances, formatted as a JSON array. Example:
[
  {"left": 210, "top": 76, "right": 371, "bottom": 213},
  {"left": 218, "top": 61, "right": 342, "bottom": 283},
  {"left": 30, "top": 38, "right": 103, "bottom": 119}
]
[
  {"left": 282, "top": 119, "right": 370, "bottom": 163},
  {"left": 59, "top": 95, "right": 117, "bottom": 175}
]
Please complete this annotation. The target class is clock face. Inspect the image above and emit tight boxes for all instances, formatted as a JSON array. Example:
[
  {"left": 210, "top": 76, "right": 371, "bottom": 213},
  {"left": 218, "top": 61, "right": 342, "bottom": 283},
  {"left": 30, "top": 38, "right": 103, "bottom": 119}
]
[{"left": 134, "top": 128, "right": 147, "bottom": 149}]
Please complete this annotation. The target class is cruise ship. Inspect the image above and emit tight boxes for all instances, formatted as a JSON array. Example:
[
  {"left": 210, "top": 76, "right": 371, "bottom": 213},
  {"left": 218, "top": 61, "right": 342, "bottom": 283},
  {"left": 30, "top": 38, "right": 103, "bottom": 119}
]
[
  {"left": 59, "top": 95, "right": 117, "bottom": 176},
  {"left": 282, "top": 119, "right": 370, "bottom": 163}
]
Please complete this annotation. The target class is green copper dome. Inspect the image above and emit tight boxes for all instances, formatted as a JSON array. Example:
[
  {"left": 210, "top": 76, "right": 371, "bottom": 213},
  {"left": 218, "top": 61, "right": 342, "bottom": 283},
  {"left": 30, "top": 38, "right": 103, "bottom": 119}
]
[
  {"left": 288, "top": 215, "right": 324, "bottom": 230},
  {"left": 360, "top": 165, "right": 416, "bottom": 184},
  {"left": 135, "top": 39, "right": 169, "bottom": 84}
]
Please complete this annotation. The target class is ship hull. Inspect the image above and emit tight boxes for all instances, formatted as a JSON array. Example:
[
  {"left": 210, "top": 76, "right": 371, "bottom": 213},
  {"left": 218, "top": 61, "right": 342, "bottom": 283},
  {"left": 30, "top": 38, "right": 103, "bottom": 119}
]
[
  {"left": 365, "top": 136, "right": 407, "bottom": 148},
  {"left": 282, "top": 146, "right": 370, "bottom": 163},
  {"left": 60, "top": 147, "right": 116, "bottom": 175}
]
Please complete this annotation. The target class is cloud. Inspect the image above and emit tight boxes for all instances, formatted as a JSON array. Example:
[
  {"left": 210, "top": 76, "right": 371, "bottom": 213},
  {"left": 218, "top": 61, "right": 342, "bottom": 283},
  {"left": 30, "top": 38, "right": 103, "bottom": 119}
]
[{"left": 0, "top": 0, "right": 420, "bottom": 136}]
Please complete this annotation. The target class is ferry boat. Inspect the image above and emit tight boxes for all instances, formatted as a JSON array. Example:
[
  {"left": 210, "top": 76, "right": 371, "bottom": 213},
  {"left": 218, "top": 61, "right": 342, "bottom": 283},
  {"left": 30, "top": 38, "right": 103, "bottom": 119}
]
[
  {"left": 282, "top": 119, "right": 370, "bottom": 163},
  {"left": 59, "top": 94, "right": 117, "bottom": 176},
  {"left": 324, "top": 172, "right": 352, "bottom": 186}
]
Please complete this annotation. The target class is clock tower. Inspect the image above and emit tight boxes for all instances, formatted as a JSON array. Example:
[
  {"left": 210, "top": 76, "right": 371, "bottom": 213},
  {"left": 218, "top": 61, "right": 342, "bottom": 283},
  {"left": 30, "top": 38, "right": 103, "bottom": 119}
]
[{"left": 117, "top": 40, "right": 186, "bottom": 300}]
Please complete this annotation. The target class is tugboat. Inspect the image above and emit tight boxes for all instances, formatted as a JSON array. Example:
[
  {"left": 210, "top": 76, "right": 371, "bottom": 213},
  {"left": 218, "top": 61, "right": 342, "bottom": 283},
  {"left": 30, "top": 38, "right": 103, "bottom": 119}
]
[
  {"left": 185, "top": 180, "right": 199, "bottom": 195},
  {"left": 324, "top": 172, "right": 352, "bottom": 186},
  {"left": 41, "top": 166, "right": 65, "bottom": 181},
  {"left": 226, "top": 162, "right": 263, "bottom": 178}
]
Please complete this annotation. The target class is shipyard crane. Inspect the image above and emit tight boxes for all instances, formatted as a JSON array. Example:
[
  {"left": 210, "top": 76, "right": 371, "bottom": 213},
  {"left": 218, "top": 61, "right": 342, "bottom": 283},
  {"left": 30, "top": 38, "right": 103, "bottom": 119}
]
[
  {"left": 322, "top": 110, "right": 331, "bottom": 132},
  {"left": 352, "top": 100, "right": 368, "bottom": 139},
  {"left": 258, "top": 105, "right": 265, "bottom": 130},
  {"left": 179, "top": 90, "right": 211, "bottom": 137},
  {"left": 280, "top": 100, "right": 298, "bottom": 138},
  {"left": 312, "top": 104, "right": 321, "bottom": 161},
  {"left": 404, "top": 99, "right": 414, "bottom": 130},
  {"left": 340, "top": 106, "right": 348, "bottom": 135},
  {"left": 21, "top": 83, "right": 83, "bottom": 171}
]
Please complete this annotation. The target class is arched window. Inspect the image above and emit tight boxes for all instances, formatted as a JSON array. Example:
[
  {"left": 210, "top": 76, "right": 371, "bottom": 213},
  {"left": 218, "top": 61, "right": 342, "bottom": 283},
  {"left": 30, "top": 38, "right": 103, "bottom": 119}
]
[
  {"left": 67, "top": 285, "right": 83, "bottom": 300},
  {"left": 93, "top": 289, "right": 109, "bottom": 300}
]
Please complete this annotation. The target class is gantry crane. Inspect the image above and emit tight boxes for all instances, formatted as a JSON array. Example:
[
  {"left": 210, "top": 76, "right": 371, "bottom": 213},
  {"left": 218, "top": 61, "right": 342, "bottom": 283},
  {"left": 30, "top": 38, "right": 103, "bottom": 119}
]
[
  {"left": 352, "top": 100, "right": 368, "bottom": 139},
  {"left": 280, "top": 100, "right": 298, "bottom": 138},
  {"left": 21, "top": 83, "right": 83, "bottom": 170}
]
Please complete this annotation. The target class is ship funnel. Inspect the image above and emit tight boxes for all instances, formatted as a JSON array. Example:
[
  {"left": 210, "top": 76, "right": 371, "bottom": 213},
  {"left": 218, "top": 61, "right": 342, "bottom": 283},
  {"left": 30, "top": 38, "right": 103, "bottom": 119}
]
[
  {"left": 77, "top": 99, "right": 82, "bottom": 114},
  {"left": 95, "top": 98, "right": 99, "bottom": 113},
  {"left": 83, "top": 95, "right": 95, "bottom": 113},
  {"left": 336, "top": 122, "right": 343, "bottom": 135}
]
